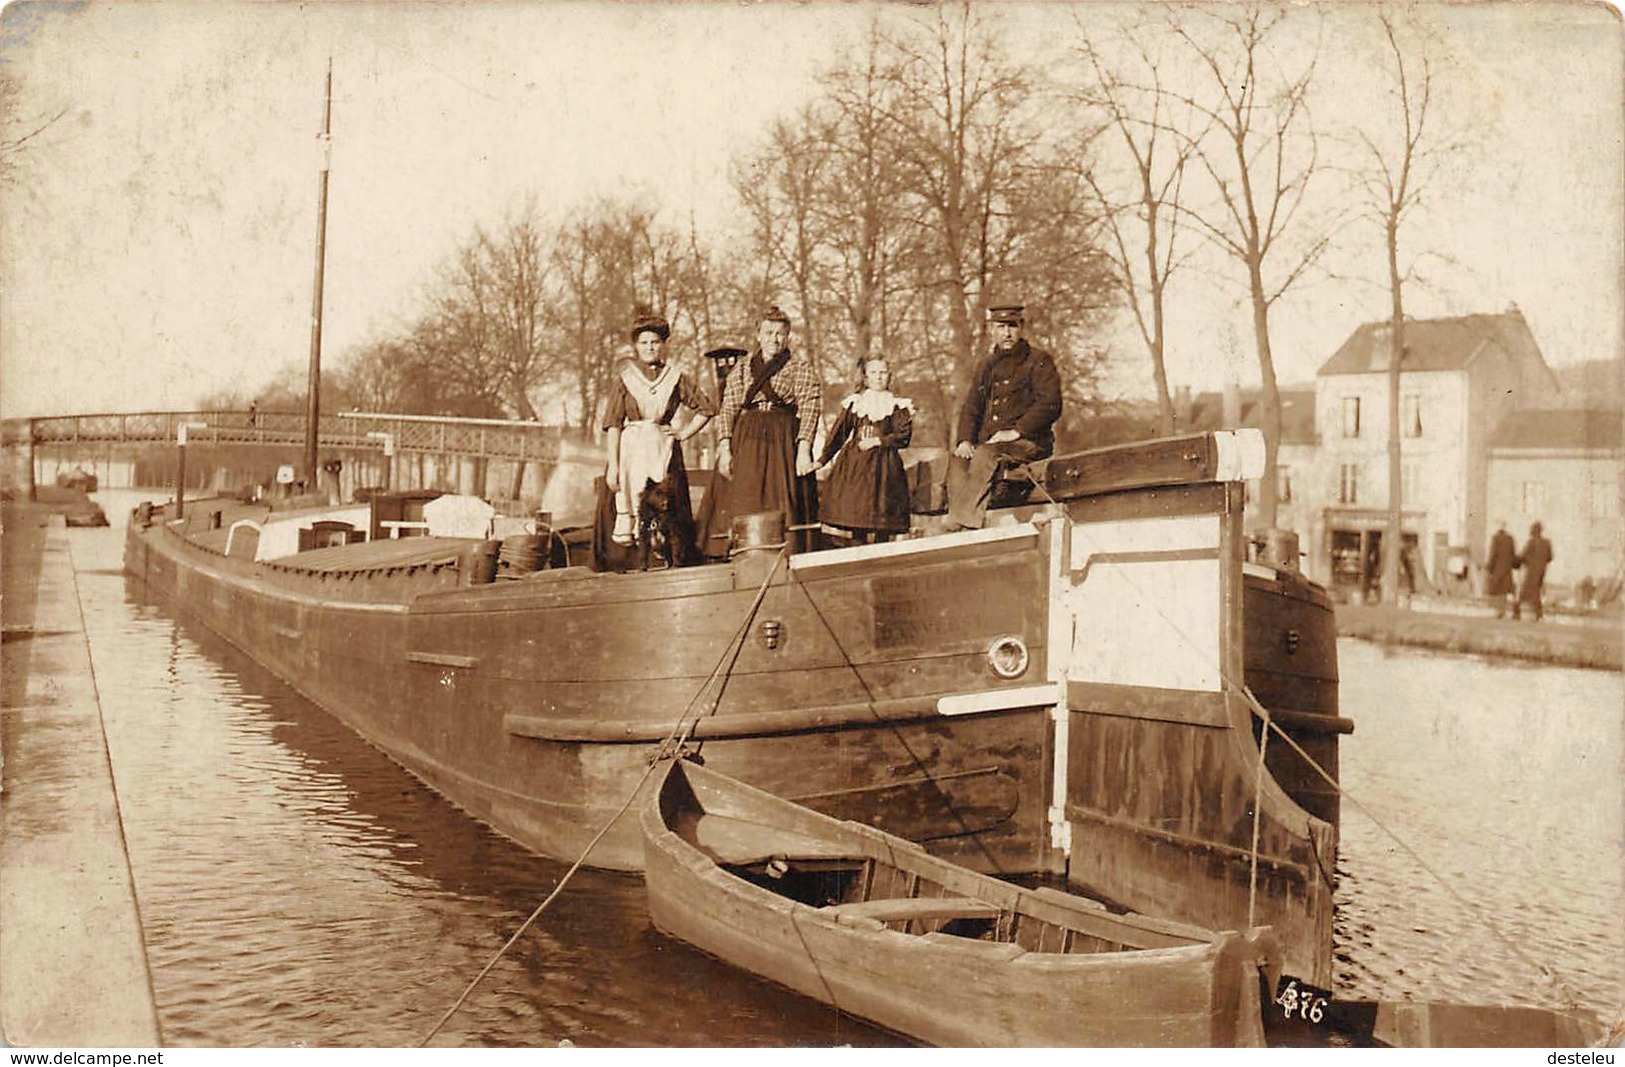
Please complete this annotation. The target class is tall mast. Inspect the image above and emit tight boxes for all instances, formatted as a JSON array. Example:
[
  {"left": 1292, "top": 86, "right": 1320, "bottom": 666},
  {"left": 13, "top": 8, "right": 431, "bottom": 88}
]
[{"left": 303, "top": 58, "right": 333, "bottom": 486}]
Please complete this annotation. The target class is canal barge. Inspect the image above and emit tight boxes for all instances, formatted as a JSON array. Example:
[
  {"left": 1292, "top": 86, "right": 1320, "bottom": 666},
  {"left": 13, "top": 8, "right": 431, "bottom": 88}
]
[{"left": 124, "top": 428, "right": 1347, "bottom": 986}]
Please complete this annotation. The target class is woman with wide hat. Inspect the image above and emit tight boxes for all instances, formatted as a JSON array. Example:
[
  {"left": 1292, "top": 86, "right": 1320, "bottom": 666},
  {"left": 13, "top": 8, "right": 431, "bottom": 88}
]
[{"left": 600, "top": 307, "right": 715, "bottom": 564}]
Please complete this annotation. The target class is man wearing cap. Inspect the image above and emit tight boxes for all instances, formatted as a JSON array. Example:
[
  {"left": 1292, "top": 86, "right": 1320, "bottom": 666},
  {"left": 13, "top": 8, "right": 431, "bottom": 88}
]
[
  {"left": 716, "top": 305, "right": 822, "bottom": 551},
  {"left": 947, "top": 301, "right": 1063, "bottom": 529}
]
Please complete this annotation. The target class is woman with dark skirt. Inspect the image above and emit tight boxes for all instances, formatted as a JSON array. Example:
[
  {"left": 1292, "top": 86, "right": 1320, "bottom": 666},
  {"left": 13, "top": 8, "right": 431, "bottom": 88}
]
[
  {"left": 714, "top": 305, "right": 822, "bottom": 553},
  {"left": 601, "top": 308, "right": 715, "bottom": 566},
  {"left": 816, "top": 356, "right": 913, "bottom": 544}
]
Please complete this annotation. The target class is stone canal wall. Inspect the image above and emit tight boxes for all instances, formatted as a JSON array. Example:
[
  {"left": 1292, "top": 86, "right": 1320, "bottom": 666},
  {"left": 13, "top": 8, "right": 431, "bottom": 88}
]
[{"left": 0, "top": 503, "right": 161, "bottom": 1046}]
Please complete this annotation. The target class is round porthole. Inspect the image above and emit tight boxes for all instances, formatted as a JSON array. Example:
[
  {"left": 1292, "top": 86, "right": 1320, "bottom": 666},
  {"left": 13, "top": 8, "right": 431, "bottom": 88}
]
[{"left": 987, "top": 635, "right": 1029, "bottom": 679}]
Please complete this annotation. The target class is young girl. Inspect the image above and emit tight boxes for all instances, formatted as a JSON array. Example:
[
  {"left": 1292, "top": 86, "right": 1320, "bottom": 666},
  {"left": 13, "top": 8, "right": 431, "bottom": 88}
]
[{"left": 816, "top": 357, "right": 913, "bottom": 543}]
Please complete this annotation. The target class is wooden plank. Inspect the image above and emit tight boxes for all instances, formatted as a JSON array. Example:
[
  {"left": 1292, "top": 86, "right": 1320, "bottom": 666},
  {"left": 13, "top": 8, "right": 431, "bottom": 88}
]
[
  {"left": 406, "top": 650, "right": 479, "bottom": 669},
  {"left": 1066, "top": 681, "right": 1229, "bottom": 728},
  {"left": 684, "top": 814, "right": 858, "bottom": 866},
  {"left": 821, "top": 896, "right": 1003, "bottom": 922},
  {"left": 1043, "top": 433, "right": 1218, "bottom": 499}
]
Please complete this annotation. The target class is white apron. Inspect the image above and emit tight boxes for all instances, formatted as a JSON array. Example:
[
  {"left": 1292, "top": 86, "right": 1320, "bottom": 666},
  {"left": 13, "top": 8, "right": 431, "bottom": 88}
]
[{"left": 613, "top": 362, "right": 681, "bottom": 541}]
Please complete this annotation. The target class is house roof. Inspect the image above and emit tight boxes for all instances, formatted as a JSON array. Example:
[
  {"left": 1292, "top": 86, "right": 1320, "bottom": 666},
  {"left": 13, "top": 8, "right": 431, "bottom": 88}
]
[
  {"left": 1318, "top": 309, "right": 1556, "bottom": 382},
  {"left": 1490, "top": 408, "right": 1622, "bottom": 451},
  {"left": 1184, "top": 388, "right": 1317, "bottom": 445},
  {"left": 1552, "top": 359, "right": 1625, "bottom": 409}
]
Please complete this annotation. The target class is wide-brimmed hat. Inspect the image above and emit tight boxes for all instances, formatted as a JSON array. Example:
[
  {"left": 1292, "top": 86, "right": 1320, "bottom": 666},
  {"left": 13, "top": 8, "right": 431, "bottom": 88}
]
[{"left": 630, "top": 307, "right": 670, "bottom": 343}]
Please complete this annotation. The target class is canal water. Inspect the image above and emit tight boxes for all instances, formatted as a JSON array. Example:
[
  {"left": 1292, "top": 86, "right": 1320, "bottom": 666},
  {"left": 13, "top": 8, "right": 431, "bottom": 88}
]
[{"left": 47, "top": 494, "right": 1625, "bottom": 1044}]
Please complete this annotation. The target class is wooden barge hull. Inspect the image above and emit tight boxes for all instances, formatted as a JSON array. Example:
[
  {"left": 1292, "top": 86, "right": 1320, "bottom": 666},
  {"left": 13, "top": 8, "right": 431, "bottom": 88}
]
[
  {"left": 124, "top": 514, "right": 1057, "bottom": 876},
  {"left": 123, "top": 430, "right": 1344, "bottom": 986}
]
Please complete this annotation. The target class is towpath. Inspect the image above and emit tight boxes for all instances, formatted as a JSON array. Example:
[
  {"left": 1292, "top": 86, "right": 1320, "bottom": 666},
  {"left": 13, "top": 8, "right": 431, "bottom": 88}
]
[
  {"left": 1336, "top": 600, "right": 1622, "bottom": 672},
  {"left": 1, "top": 501, "right": 161, "bottom": 1047}
]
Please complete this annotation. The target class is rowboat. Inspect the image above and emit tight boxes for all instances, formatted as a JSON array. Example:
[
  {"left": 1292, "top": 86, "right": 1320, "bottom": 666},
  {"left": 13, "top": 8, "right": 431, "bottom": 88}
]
[{"left": 641, "top": 757, "right": 1281, "bottom": 1047}]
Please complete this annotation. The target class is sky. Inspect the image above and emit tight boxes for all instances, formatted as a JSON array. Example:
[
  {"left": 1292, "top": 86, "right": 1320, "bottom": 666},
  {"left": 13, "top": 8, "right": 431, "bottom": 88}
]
[{"left": 0, "top": 0, "right": 1620, "bottom": 419}]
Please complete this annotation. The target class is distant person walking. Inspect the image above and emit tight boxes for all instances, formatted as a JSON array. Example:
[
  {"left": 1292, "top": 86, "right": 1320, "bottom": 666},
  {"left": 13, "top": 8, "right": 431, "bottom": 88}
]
[
  {"left": 1485, "top": 520, "right": 1518, "bottom": 618},
  {"left": 1515, "top": 521, "right": 1553, "bottom": 621}
]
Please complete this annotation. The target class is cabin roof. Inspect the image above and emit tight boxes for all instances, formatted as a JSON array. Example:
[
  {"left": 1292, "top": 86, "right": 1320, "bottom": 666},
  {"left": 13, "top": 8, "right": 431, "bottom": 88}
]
[
  {"left": 275, "top": 536, "right": 475, "bottom": 572},
  {"left": 1489, "top": 408, "right": 1622, "bottom": 451}
]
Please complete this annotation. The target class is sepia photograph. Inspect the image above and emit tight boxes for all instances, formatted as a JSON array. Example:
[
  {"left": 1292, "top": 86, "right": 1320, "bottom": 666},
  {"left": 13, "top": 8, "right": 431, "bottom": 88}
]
[{"left": 0, "top": 0, "right": 1620, "bottom": 1051}]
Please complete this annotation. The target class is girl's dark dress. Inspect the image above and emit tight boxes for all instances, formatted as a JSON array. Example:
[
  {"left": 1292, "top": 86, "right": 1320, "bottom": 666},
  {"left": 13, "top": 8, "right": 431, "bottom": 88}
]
[{"left": 817, "top": 391, "right": 914, "bottom": 534}]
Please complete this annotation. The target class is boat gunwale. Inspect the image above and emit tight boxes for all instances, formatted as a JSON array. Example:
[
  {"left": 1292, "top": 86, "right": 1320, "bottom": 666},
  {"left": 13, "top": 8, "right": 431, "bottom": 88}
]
[{"left": 647, "top": 760, "right": 1273, "bottom": 956}]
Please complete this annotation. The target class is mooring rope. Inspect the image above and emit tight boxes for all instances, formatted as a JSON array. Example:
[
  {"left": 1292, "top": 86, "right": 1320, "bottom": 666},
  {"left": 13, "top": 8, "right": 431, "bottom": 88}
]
[
  {"left": 1229, "top": 680, "right": 1589, "bottom": 1013},
  {"left": 417, "top": 546, "right": 788, "bottom": 1046},
  {"left": 1025, "top": 460, "right": 1586, "bottom": 1010},
  {"left": 1246, "top": 699, "right": 1271, "bottom": 930}
]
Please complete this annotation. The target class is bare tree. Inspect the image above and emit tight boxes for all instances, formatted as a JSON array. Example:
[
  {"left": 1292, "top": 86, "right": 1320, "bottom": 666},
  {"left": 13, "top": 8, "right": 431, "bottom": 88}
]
[
  {"left": 1351, "top": 10, "right": 1452, "bottom": 604},
  {"left": 884, "top": 1, "right": 1037, "bottom": 399},
  {"left": 1067, "top": 24, "right": 1208, "bottom": 436},
  {"left": 1169, "top": 6, "right": 1335, "bottom": 529},
  {"left": 547, "top": 196, "right": 700, "bottom": 432},
  {"left": 727, "top": 5, "right": 1117, "bottom": 443}
]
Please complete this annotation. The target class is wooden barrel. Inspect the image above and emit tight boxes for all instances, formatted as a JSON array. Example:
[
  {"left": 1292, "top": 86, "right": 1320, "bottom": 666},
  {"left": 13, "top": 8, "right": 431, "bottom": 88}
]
[
  {"left": 499, "top": 534, "right": 547, "bottom": 573},
  {"left": 465, "top": 539, "right": 501, "bottom": 585}
]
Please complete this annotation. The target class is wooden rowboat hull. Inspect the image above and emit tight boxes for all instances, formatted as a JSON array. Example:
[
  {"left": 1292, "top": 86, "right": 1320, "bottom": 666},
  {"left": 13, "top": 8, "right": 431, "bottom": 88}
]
[{"left": 642, "top": 759, "right": 1280, "bottom": 1048}]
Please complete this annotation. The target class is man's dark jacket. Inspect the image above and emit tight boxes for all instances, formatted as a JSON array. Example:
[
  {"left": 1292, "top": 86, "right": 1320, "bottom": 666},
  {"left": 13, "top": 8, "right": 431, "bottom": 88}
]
[{"left": 956, "top": 339, "right": 1063, "bottom": 457}]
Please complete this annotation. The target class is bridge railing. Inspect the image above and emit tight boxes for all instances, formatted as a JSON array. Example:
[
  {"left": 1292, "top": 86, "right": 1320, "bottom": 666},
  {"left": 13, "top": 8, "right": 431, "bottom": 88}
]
[{"left": 14, "top": 410, "right": 564, "bottom": 464}]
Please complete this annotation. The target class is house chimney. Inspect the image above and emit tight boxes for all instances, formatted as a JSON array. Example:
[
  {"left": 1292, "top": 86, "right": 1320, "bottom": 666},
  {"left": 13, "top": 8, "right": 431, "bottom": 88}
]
[
  {"left": 1221, "top": 380, "right": 1241, "bottom": 428},
  {"left": 1174, "top": 385, "right": 1193, "bottom": 430}
]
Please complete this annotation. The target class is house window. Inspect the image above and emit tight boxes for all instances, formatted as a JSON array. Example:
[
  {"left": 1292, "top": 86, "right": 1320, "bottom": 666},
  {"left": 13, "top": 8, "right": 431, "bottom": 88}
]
[
  {"left": 1521, "top": 481, "right": 1544, "bottom": 514},
  {"left": 1403, "top": 394, "right": 1423, "bottom": 438},
  {"left": 1279, "top": 465, "right": 1294, "bottom": 504},
  {"left": 1592, "top": 479, "right": 1619, "bottom": 519},
  {"left": 1402, "top": 461, "right": 1423, "bottom": 502},
  {"left": 1341, "top": 397, "right": 1361, "bottom": 438},
  {"left": 1338, "top": 463, "right": 1359, "bottom": 505}
]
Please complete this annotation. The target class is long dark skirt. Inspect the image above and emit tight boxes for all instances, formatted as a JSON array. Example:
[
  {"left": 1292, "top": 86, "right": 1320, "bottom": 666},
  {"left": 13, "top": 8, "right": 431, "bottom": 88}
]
[
  {"left": 822, "top": 445, "right": 910, "bottom": 533},
  {"left": 727, "top": 408, "right": 818, "bottom": 553}
]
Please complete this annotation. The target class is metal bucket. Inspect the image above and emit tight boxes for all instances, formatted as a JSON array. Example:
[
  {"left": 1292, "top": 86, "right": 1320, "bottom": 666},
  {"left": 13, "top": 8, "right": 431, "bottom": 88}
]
[{"left": 730, "top": 511, "right": 785, "bottom": 558}]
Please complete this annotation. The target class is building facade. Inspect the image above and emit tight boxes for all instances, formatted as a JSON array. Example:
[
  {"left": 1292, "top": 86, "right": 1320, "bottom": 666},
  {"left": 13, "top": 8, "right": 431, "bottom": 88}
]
[
  {"left": 1308, "top": 309, "right": 1561, "bottom": 598},
  {"left": 1486, "top": 409, "right": 1623, "bottom": 591}
]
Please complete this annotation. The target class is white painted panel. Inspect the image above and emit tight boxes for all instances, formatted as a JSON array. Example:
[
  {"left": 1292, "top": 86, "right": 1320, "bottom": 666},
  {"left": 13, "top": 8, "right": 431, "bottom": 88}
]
[
  {"left": 1064, "top": 513, "right": 1222, "bottom": 692},
  {"left": 255, "top": 506, "right": 372, "bottom": 561}
]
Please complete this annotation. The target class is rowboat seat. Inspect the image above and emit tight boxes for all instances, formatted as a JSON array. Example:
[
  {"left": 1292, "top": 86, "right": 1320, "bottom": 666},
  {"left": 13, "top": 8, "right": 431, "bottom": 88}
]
[
  {"left": 685, "top": 814, "right": 858, "bottom": 866},
  {"left": 821, "top": 896, "right": 1003, "bottom": 923}
]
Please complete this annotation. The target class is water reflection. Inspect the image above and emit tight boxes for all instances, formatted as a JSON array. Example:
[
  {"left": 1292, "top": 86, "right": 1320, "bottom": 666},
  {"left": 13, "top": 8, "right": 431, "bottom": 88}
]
[
  {"left": 1333, "top": 638, "right": 1623, "bottom": 1019},
  {"left": 70, "top": 492, "right": 1625, "bottom": 1042},
  {"left": 77, "top": 494, "right": 897, "bottom": 1047}
]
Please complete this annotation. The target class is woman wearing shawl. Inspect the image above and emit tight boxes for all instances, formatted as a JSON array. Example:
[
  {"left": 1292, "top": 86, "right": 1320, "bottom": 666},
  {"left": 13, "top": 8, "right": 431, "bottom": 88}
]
[
  {"left": 602, "top": 308, "right": 715, "bottom": 561},
  {"left": 714, "top": 304, "right": 822, "bottom": 552},
  {"left": 816, "top": 356, "right": 913, "bottom": 543}
]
